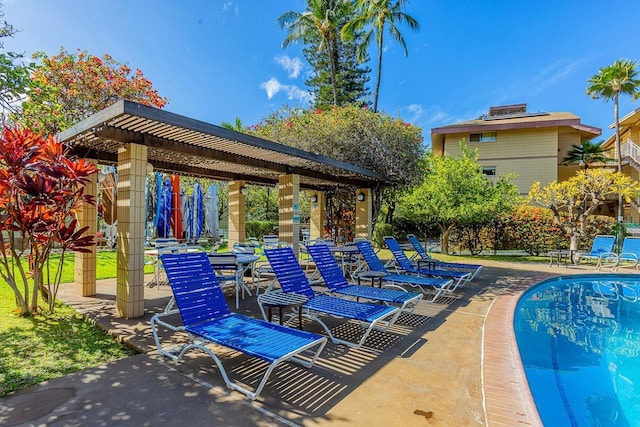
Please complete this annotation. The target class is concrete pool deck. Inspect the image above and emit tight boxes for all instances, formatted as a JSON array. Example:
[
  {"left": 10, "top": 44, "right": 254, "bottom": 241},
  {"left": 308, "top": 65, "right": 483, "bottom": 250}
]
[{"left": 0, "top": 258, "right": 626, "bottom": 426}]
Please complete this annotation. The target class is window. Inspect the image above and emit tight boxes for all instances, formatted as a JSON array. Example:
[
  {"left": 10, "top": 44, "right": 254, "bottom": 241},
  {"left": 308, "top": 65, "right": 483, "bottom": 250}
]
[
  {"left": 470, "top": 132, "right": 496, "bottom": 142},
  {"left": 482, "top": 166, "right": 497, "bottom": 176}
]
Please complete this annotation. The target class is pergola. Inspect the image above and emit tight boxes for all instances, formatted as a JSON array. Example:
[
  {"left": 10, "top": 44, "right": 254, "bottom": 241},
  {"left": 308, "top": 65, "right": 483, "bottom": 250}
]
[{"left": 59, "top": 100, "right": 387, "bottom": 318}]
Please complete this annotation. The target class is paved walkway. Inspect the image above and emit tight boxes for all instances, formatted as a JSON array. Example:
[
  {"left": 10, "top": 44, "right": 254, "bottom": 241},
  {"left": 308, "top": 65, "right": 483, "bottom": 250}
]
[{"left": 0, "top": 259, "right": 616, "bottom": 426}]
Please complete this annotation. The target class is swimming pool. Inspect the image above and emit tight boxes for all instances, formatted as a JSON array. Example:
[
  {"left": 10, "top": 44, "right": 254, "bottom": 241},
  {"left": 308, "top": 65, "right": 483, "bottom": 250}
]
[{"left": 515, "top": 274, "right": 640, "bottom": 426}]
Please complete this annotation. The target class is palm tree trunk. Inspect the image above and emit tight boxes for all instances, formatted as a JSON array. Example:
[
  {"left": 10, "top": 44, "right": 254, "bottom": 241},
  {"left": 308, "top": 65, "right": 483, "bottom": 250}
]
[
  {"left": 615, "top": 92, "right": 624, "bottom": 250},
  {"left": 373, "top": 30, "right": 384, "bottom": 113},
  {"left": 325, "top": 39, "right": 339, "bottom": 107}
]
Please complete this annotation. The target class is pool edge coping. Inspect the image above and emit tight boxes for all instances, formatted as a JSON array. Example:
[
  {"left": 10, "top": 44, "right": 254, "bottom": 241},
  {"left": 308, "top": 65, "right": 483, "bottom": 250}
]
[{"left": 482, "top": 276, "right": 545, "bottom": 427}]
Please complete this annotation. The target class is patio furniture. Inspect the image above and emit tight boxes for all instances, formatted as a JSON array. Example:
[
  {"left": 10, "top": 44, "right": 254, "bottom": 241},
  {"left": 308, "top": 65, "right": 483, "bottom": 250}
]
[
  {"left": 150, "top": 251, "right": 327, "bottom": 400},
  {"left": 253, "top": 240, "right": 290, "bottom": 294},
  {"left": 612, "top": 237, "right": 640, "bottom": 270},
  {"left": 257, "top": 291, "right": 308, "bottom": 329},
  {"left": 383, "top": 236, "right": 472, "bottom": 288},
  {"left": 354, "top": 240, "right": 459, "bottom": 301},
  {"left": 548, "top": 250, "right": 570, "bottom": 267},
  {"left": 306, "top": 243, "right": 422, "bottom": 317},
  {"left": 576, "top": 235, "right": 616, "bottom": 269},
  {"left": 208, "top": 252, "right": 259, "bottom": 308},
  {"left": 264, "top": 246, "right": 400, "bottom": 349},
  {"left": 406, "top": 234, "right": 483, "bottom": 279}
]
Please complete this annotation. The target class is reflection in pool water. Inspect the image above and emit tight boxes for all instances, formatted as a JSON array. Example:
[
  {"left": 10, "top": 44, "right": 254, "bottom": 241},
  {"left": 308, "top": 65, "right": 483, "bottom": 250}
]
[{"left": 515, "top": 275, "right": 640, "bottom": 426}]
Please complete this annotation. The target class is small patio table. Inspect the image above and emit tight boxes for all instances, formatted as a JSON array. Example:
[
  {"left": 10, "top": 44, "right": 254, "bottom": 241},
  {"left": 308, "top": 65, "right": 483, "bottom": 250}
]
[
  {"left": 548, "top": 250, "right": 570, "bottom": 267},
  {"left": 257, "top": 292, "right": 308, "bottom": 329}
]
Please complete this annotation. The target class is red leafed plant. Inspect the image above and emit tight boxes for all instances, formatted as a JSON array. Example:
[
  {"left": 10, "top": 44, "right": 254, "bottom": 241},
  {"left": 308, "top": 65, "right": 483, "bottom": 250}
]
[{"left": 0, "top": 127, "right": 97, "bottom": 315}]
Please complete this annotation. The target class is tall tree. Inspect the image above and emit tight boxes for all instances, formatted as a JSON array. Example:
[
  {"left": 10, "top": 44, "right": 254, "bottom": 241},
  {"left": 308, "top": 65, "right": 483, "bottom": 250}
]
[
  {"left": 18, "top": 48, "right": 168, "bottom": 134},
  {"left": 304, "top": 14, "right": 371, "bottom": 109},
  {"left": 0, "top": 7, "right": 32, "bottom": 124},
  {"left": 586, "top": 59, "right": 640, "bottom": 236},
  {"left": 562, "top": 139, "right": 611, "bottom": 170},
  {"left": 399, "top": 143, "right": 518, "bottom": 254},
  {"left": 279, "top": 0, "right": 350, "bottom": 107},
  {"left": 342, "top": 0, "right": 419, "bottom": 112},
  {"left": 528, "top": 168, "right": 640, "bottom": 260}
]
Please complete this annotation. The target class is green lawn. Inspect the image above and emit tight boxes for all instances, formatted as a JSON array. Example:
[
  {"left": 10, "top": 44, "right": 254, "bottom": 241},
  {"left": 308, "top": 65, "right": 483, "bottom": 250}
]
[{"left": 0, "top": 250, "right": 143, "bottom": 397}]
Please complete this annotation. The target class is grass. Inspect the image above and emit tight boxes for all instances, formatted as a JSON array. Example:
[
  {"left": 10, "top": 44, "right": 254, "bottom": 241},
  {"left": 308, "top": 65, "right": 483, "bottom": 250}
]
[{"left": 0, "top": 249, "right": 147, "bottom": 397}]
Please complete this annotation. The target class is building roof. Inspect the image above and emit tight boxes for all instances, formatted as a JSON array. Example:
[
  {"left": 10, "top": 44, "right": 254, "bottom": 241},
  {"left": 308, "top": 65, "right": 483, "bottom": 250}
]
[
  {"left": 431, "top": 107, "right": 601, "bottom": 138},
  {"left": 58, "top": 100, "right": 387, "bottom": 190},
  {"left": 603, "top": 107, "right": 640, "bottom": 149}
]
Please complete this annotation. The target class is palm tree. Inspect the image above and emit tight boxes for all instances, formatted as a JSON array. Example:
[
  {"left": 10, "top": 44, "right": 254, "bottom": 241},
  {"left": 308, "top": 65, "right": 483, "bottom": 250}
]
[
  {"left": 279, "top": 0, "right": 349, "bottom": 107},
  {"left": 342, "top": 0, "right": 419, "bottom": 112},
  {"left": 587, "top": 58, "right": 640, "bottom": 246},
  {"left": 220, "top": 117, "right": 244, "bottom": 132},
  {"left": 587, "top": 59, "right": 640, "bottom": 174},
  {"left": 562, "top": 139, "right": 611, "bottom": 170}
]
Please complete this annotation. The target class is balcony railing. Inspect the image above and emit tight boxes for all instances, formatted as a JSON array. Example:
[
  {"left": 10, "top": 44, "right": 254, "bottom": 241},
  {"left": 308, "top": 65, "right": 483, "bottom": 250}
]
[{"left": 623, "top": 139, "right": 640, "bottom": 165}]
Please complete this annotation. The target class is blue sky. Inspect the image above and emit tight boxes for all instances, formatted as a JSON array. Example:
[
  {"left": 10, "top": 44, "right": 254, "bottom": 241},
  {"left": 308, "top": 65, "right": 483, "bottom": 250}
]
[{"left": 3, "top": 0, "right": 640, "bottom": 145}]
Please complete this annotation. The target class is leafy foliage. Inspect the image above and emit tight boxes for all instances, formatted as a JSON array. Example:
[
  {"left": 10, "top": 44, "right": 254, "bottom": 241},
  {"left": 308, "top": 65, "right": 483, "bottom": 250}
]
[
  {"left": 0, "top": 9, "right": 32, "bottom": 124},
  {"left": 0, "top": 127, "right": 97, "bottom": 315},
  {"left": 562, "top": 139, "right": 611, "bottom": 169},
  {"left": 279, "top": 0, "right": 352, "bottom": 107},
  {"left": 249, "top": 105, "right": 424, "bottom": 233},
  {"left": 399, "top": 142, "right": 519, "bottom": 253},
  {"left": 18, "top": 48, "right": 168, "bottom": 134},
  {"left": 303, "top": 9, "right": 371, "bottom": 109},
  {"left": 527, "top": 168, "right": 640, "bottom": 252},
  {"left": 342, "top": 0, "right": 420, "bottom": 112}
]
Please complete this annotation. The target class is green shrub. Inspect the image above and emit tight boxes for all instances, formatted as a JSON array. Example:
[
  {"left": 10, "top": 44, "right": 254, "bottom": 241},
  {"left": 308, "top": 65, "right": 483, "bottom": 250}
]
[
  {"left": 245, "top": 220, "right": 278, "bottom": 240},
  {"left": 373, "top": 222, "right": 393, "bottom": 247}
]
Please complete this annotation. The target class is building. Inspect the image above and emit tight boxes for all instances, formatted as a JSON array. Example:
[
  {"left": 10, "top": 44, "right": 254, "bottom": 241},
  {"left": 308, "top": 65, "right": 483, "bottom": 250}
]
[
  {"left": 602, "top": 107, "right": 640, "bottom": 222},
  {"left": 430, "top": 104, "right": 601, "bottom": 195}
]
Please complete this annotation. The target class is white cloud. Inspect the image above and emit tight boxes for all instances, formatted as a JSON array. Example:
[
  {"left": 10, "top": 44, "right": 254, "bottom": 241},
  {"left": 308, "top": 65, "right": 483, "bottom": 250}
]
[
  {"left": 275, "top": 55, "right": 303, "bottom": 79},
  {"left": 406, "top": 103, "right": 424, "bottom": 123},
  {"left": 531, "top": 58, "right": 583, "bottom": 92},
  {"left": 222, "top": 2, "right": 239, "bottom": 14},
  {"left": 260, "top": 77, "right": 314, "bottom": 106}
]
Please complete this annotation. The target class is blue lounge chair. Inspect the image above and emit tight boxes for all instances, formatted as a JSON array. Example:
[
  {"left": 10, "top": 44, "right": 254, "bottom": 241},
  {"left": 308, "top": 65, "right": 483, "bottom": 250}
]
[
  {"left": 264, "top": 246, "right": 400, "bottom": 349},
  {"left": 612, "top": 237, "right": 640, "bottom": 270},
  {"left": 150, "top": 251, "right": 327, "bottom": 400},
  {"left": 383, "top": 236, "right": 472, "bottom": 288},
  {"left": 353, "top": 240, "right": 459, "bottom": 301},
  {"left": 406, "top": 234, "right": 483, "bottom": 279},
  {"left": 576, "top": 235, "right": 616, "bottom": 269},
  {"left": 306, "top": 243, "right": 423, "bottom": 317}
]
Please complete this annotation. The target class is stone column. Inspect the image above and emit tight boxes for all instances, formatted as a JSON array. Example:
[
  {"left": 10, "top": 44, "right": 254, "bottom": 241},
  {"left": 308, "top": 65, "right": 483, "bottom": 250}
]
[
  {"left": 355, "top": 188, "right": 372, "bottom": 240},
  {"left": 279, "top": 174, "right": 300, "bottom": 255},
  {"left": 116, "top": 143, "right": 147, "bottom": 318},
  {"left": 74, "top": 159, "right": 97, "bottom": 296},
  {"left": 228, "top": 180, "right": 246, "bottom": 248},
  {"left": 310, "top": 191, "right": 325, "bottom": 241}
]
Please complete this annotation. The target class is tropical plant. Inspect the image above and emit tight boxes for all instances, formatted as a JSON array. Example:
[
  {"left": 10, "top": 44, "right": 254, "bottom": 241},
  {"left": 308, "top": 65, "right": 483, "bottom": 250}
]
[
  {"left": 527, "top": 168, "right": 640, "bottom": 260},
  {"left": 303, "top": 10, "right": 371, "bottom": 109},
  {"left": 17, "top": 48, "right": 168, "bottom": 134},
  {"left": 586, "top": 59, "right": 640, "bottom": 237},
  {"left": 0, "top": 127, "right": 97, "bottom": 315},
  {"left": 0, "top": 7, "right": 32, "bottom": 124},
  {"left": 399, "top": 142, "right": 519, "bottom": 254},
  {"left": 279, "top": 0, "right": 351, "bottom": 107},
  {"left": 220, "top": 117, "right": 245, "bottom": 132},
  {"left": 249, "top": 105, "right": 424, "bottom": 224},
  {"left": 562, "top": 139, "right": 611, "bottom": 169},
  {"left": 342, "top": 0, "right": 419, "bottom": 112}
]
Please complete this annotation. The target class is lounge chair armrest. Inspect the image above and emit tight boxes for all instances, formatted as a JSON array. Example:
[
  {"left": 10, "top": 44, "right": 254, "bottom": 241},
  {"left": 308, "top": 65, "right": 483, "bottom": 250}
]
[
  {"left": 598, "top": 252, "right": 617, "bottom": 259},
  {"left": 618, "top": 252, "right": 639, "bottom": 262}
]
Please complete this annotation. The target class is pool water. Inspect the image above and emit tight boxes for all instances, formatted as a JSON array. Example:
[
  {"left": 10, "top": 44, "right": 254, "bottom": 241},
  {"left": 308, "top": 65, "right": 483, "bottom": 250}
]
[{"left": 515, "top": 275, "right": 640, "bottom": 426}]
